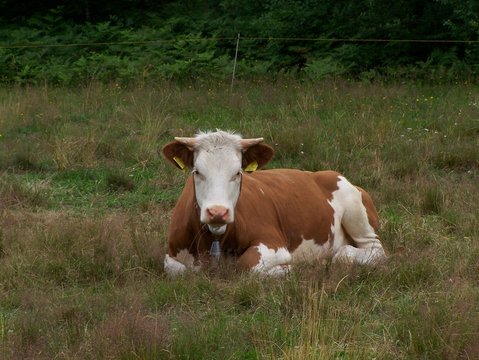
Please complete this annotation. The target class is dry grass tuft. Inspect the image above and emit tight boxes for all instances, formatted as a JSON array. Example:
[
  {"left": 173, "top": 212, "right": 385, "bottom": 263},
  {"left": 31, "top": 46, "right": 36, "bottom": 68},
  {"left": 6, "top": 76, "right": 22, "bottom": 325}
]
[
  {"left": 76, "top": 308, "right": 170, "bottom": 359},
  {"left": 0, "top": 178, "right": 50, "bottom": 209}
]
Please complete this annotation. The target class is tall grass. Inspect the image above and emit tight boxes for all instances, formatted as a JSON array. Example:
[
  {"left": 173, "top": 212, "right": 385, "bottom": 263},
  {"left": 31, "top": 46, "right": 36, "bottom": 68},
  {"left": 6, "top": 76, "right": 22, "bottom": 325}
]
[{"left": 0, "top": 80, "right": 477, "bottom": 359}]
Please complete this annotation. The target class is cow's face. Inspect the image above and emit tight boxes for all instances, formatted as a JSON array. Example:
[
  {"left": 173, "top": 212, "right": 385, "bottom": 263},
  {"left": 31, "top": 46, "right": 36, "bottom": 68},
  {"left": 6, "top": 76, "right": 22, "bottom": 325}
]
[
  {"left": 162, "top": 131, "right": 274, "bottom": 234},
  {"left": 192, "top": 144, "right": 242, "bottom": 227}
]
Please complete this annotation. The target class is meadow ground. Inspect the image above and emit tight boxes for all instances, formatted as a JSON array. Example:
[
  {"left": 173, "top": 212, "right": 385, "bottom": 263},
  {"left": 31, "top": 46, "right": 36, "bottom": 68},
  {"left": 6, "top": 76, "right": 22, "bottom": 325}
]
[{"left": 0, "top": 80, "right": 477, "bottom": 359}]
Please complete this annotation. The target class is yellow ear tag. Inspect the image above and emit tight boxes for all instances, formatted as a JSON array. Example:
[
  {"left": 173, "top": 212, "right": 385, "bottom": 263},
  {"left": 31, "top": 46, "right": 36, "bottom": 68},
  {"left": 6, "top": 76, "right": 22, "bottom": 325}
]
[
  {"left": 173, "top": 156, "right": 186, "bottom": 171},
  {"left": 244, "top": 160, "right": 258, "bottom": 173}
]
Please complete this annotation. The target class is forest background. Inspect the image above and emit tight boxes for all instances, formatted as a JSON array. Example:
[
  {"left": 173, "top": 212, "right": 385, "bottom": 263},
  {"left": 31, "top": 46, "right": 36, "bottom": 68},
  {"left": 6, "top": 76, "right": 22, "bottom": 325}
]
[{"left": 1, "top": 0, "right": 478, "bottom": 85}]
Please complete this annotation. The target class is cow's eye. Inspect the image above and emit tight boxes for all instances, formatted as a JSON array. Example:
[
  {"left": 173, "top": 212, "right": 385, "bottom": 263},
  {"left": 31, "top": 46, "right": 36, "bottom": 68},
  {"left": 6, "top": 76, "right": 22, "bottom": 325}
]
[
  {"left": 192, "top": 169, "right": 205, "bottom": 181},
  {"left": 230, "top": 171, "right": 242, "bottom": 181}
]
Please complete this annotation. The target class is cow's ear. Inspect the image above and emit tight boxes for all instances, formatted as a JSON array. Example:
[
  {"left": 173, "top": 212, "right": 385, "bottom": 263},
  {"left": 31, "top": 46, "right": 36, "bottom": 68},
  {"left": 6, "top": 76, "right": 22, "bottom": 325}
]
[
  {"left": 242, "top": 143, "right": 274, "bottom": 170},
  {"left": 162, "top": 141, "right": 194, "bottom": 170}
]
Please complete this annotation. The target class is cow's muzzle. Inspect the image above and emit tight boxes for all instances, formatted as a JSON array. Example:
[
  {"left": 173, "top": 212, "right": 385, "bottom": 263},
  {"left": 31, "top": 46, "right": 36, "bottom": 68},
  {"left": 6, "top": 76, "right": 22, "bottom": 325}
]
[{"left": 205, "top": 205, "right": 231, "bottom": 224}]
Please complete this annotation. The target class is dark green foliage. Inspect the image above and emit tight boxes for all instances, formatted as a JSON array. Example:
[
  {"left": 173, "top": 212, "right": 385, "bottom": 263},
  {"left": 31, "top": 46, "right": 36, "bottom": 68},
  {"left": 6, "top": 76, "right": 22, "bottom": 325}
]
[
  {"left": 11, "top": 152, "right": 42, "bottom": 171},
  {"left": 0, "top": 0, "right": 478, "bottom": 84},
  {"left": 105, "top": 171, "right": 135, "bottom": 193},
  {"left": 421, "top": 187, "right": 444, "bottom": 215}
]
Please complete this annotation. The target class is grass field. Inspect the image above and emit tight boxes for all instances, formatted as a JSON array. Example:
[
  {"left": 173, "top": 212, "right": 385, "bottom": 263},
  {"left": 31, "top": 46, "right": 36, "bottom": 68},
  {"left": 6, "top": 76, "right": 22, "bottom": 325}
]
[{"left": 0, "top": 80, "right": 478, "bottom": 359}]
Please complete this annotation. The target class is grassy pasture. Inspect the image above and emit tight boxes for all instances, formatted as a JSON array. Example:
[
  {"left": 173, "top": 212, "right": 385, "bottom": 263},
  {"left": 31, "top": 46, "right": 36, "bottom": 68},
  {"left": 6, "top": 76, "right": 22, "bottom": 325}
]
[{"left": 0, "top": 80, "right": 478, "bottom": 359}]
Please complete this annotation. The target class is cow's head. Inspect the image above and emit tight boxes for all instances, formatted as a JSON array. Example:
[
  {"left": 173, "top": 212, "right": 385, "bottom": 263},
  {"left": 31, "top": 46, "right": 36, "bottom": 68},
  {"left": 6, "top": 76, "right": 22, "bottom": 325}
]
[{"left": 162, "top": 131, "right": 274, "bottom": 234}]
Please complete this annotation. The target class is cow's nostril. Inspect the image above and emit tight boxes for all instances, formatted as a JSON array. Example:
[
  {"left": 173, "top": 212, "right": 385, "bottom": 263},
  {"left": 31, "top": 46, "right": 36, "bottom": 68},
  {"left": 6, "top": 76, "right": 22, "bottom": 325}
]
[{"left": 221, "top": 208, "right": 230, "bottom": 220}]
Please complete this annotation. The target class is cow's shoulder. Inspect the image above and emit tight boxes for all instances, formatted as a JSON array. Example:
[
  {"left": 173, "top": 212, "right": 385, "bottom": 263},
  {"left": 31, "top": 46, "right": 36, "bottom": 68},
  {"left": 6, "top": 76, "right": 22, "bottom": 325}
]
[
  {"left": 239, "top": 168, "right": 342, "bottom": 201},
  {"left": 245, "top": 168, "right": 315, "bottom": 185},
  {"left": 251, "top": 169, "right": 342, "bottom": 199}
]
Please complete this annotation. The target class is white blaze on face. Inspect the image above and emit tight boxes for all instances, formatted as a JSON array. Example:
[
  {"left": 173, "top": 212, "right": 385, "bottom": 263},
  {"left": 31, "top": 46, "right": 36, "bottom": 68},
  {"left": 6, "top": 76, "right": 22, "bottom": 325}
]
[{"left": 192, "top": 133, "right": 243, "bottom": 226}]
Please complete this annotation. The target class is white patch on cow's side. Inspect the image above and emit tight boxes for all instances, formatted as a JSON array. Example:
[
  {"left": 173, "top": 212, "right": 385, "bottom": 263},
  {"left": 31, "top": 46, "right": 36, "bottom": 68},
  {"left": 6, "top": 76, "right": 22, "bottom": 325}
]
[
  {"left": 164, "top": 249, "right": 200, "bottom": 276},
  {"left": 259, "top": 187, "right": 265, "bottom": 195},
  {"left": 328, "top": 176, "right": 386, "bottom": 265},
  {"left": 251, "top": 243, "right": 292, "bottom": 275},
  {"left": 208, "top": 224, "right": 227, "bottom": 236},
  {"left": 292, "top": 237, "right": 332, "bottom": 263}
]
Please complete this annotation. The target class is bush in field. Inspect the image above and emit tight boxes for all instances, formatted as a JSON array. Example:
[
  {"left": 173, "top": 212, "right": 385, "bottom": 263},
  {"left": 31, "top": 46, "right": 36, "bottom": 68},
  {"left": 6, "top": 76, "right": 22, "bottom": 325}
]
[
  {"left": 0, "top": 18, "right": 232, "bottom": 84},
  {"left": 0, "top": 0, "right": 478, "bottom": 84}
]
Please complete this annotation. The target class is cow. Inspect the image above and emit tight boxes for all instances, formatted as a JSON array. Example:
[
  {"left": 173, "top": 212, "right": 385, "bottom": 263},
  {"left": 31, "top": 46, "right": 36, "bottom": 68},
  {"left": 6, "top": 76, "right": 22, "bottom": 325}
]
[{"left": 162, "top": 130, "right": 386, "bottom": 276}]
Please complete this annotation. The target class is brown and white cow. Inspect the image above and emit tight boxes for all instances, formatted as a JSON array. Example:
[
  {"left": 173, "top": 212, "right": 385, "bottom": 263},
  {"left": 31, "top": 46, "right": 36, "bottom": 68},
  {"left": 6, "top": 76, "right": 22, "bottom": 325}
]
[{"left": 162, "top": 130, "right": 386, "bottom": 276}]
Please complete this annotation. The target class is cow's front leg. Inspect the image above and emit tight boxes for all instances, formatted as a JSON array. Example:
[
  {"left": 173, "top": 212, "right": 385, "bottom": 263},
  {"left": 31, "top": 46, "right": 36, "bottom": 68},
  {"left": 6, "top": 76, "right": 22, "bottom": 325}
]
[
  {"left": 164, "top": 248, "right": 201, "bottom": 276},
  {"left": 332, "top": 244, "right": 385, "bottom": 265},
  {"left": 238, "top": 243, "right": 292, "bottom": 276}
]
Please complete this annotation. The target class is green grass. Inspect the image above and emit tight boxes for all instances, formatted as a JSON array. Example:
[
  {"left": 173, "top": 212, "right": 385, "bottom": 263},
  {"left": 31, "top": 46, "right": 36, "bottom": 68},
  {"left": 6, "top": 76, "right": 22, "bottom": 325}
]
[{"left": 0, "top": 80, "right": 478, "bottom": 359}]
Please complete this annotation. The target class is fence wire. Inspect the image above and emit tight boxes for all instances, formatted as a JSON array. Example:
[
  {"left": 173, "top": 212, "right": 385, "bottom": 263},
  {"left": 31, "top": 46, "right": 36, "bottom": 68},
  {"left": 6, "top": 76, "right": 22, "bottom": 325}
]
[{"left": 1, "top": 36, "right": 478, "bottom": 49}]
